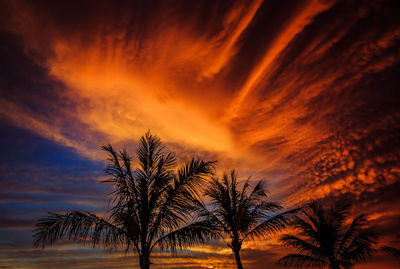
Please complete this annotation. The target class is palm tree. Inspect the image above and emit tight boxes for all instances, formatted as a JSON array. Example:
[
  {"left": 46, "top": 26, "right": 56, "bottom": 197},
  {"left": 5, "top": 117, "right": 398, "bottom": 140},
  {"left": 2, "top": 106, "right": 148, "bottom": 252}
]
[
  {"left": 279, "top": 202, "right": 377, "bottom": 269},
  {"left": 33, "top": 131, "right": 216, "bottom": 269},
  {"left": 193, "top": 170, "right": 298, "bottom": 269}
]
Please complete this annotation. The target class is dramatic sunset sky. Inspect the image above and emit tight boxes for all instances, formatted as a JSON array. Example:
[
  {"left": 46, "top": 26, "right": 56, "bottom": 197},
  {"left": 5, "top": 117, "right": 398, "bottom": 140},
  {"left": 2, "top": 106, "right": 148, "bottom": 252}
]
[{"left": 0, "top": 0, "right": 399, "bottom": 268}]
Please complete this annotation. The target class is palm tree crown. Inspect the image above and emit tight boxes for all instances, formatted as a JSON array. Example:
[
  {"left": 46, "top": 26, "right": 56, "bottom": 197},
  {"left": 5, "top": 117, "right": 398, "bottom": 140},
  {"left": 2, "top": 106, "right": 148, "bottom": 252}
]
[
  {"left": 194, "top": 170, "right": 297, "bottom": 269},
  {"left": 33, "top": 131, "right": 215, "bottom": 269},
  {"left": 279, "top": 202, "right": 377, "bottom": 269}
]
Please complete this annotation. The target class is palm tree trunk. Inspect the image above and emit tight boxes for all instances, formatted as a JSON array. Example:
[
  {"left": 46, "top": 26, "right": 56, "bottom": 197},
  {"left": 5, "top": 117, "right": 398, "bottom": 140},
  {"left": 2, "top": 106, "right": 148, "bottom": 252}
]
[
  {"left": 139, "top": 252, "right": 151, "bottom": 269},
  {"left": 233, "top": 248, "right": 243, "bottom": 269}
]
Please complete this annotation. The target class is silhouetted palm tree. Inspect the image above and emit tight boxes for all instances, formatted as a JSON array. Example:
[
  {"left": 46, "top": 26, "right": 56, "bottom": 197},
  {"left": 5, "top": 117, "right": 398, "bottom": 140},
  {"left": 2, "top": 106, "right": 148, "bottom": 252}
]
[
  {"left": 279, "top": 202, "right": 377, "bottom": 269},
  {"left": 381, "top": 246, "right": 400, "bottom": 261},
  {"left": 194, "top": 170, "right": 298, "bottom": 269},
  {"left": 33, "top": 131, "right": 216, "bottom": 269}
]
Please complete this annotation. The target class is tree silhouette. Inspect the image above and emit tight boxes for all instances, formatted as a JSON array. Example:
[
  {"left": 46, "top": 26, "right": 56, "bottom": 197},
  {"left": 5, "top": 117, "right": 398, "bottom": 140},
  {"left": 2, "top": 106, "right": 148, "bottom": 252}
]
[
  {"left": 279, "top": 202, "right": 377, "bottom": 269},
  {"left": 193, "top": 170, "right": 298, "bottom": 269},
  {"left": 33, "top": 131, "right": 216, "bottom": 269}
]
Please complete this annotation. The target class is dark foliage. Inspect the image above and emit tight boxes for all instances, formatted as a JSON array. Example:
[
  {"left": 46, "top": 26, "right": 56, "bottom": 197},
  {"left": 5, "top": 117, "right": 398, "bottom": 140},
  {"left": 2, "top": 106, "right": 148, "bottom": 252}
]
[
  {"left": 33, "top": 131, "right": 215, "bottom": 269},
  {"left": 279, "top": 202, "right": 377, "bottom": 269},
  {"left": 194, "top": 170, "right": 298, "bottom": 269},
  {"left": 381, "top": 246, "right": 400, "bottom": 261}
]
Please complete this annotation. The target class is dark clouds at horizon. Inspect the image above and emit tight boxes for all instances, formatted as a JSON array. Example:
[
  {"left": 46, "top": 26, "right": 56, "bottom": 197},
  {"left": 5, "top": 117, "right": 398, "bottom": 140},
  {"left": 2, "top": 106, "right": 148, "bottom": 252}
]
[{"left": 0, "top": 0, "right": 399, "bottom": 268}]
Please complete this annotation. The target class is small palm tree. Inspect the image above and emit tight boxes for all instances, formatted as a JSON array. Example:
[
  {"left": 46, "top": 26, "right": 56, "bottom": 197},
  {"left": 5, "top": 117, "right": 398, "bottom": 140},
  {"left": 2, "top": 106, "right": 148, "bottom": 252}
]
[
  {"left": 279, "top": 202, "right": 377, "bottom": 269},
  {"left": 33, "top": 131, "right": 216, "bottom": 269},
  {"left": 194, "top": 170, "right": 298, "bottom": 269}
]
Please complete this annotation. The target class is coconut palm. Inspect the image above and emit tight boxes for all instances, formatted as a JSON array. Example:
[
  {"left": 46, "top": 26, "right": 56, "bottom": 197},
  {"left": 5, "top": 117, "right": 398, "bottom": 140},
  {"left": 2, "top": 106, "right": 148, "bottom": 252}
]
[
  {"left": 279, "top": 202, "right": 377, "bottom": 269},
  {"left": 193, "top": 170, "right": 298, "bottom": 269},
  {"left": 33, "top": 131, "right": 216, "bottom": 269}
]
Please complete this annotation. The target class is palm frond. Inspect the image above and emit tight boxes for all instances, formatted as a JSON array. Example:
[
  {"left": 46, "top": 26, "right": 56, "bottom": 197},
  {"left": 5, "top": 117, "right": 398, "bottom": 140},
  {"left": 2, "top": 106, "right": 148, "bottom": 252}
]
[
  {"left": 280, "top": 235, "right": 325, "bottom": 259},
  {"left": 177, "top": 159, "right": 216, "bottom": 196},
  {"left": 102, "top": 144, "right": 137, "bottom": 204},
  {"left": 338, "top": 214, "right": 367, "bottom": 253},
  {"left": 33, "top": 211, "right": 127, "bottom": 250},
  {"left": 153, "top": 220, "right": 221, "bottom": 251},
  {"left": 381, "top": 246, "right": 400, "bottom": 260},
  {"left": 291, "top": 216, "right": 320, "bottom": 244},
  {"left": 331, "top": 203, "right": 351, "bottom": 222},
  {"left": 247, "top": 180, "right": 267, "bottom": 201},
  {"left": 147, "top": 159, "right": 215, "bottom": 243},
  {"left": 340, "top": 228, "right": 377, "bottom": 264},
  {"left": 243, "top": 208, "right": 298, "bottom": 241},
  {"left": 191, "top": 198, "right": 231, "bottom": 237},
  {"left": 137, "top": 130, "right": 164, "bottom": 172},
  {"left": 278, "top": 254, "right": 327, "bottom": 268}
]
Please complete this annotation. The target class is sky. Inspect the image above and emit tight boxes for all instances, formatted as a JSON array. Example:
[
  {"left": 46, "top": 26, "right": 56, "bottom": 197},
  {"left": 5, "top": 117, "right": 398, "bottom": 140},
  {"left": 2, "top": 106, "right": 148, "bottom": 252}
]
[{"left": 0, "top": 0, "right": 399, "bottom": 268}]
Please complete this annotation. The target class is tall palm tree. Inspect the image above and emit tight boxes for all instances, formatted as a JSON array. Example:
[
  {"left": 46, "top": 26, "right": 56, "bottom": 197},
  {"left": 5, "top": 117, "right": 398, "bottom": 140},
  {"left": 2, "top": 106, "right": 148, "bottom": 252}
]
[
  {"left": 33, "top": 131, "right": 216, "bottom": 269},
  {"left": 279, "top": 202, "right": 377, "bottom": 269},
  {"left": 193, "top": 170, "right": 298, "bottom": 269}
]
